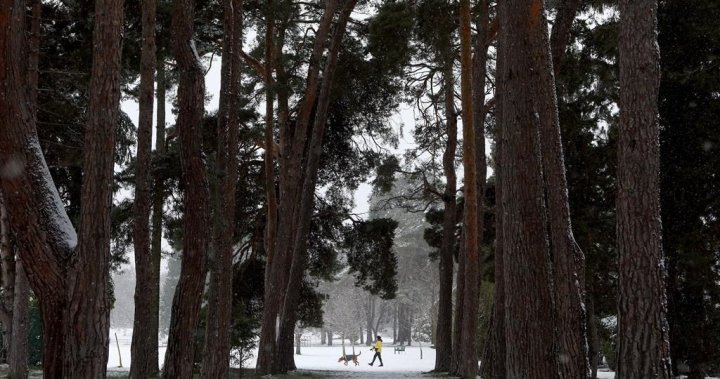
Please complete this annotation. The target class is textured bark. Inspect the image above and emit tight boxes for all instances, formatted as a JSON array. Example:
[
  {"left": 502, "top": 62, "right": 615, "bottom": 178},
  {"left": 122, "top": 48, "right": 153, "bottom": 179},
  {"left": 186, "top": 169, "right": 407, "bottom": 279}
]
[
  {"left": 257, "top": 0, "right": 358, "bottom": 374},
  {"left": 535, "top": 0, "right": 590, "bottom": 375},
  {"left": 275, "top": 1, "right": 358, "bottom": 372},
  {"left": 136, "top": 60, "right": 167, "bottom": 378},
  {"left": 0, "top": 193, "right": 15, "bottom": 333},
  {"left": 480, "top": 89, "right": 506, "bottom": 379},
  {"left": 433, "top": 61, "right": 457, "bottom": 373},
  {"left": 1, "top": 1, "right": 72, "bottom": 375},
  {"left": 497, "top": 0, "right": 557, "bottom": 376},
  {"left": 470, "top": 2, "right": 491, "bottom": 375},
  {"left": 202, "top": 0, "right": 243, "bottom": 375},
  {"left": 63, "top": 0, "right": 124, "bottom": 373},
  {"left": 616, "top": 0, "right": 671, "bottom": 377},
  {"left": 8, "top": 262, "right": 28, "bottom": 379},
  {"left": 256, "top": 2, "right": 339, "bottom": 373},
  {"left": 459, "top": 1, "right": 480, "bottom": 377},
  {"left": 161, "top": 0, "right": 210, "bottom": 375},
  {"left": 129, "top": 0, "right": 158, "bottom": 375}
]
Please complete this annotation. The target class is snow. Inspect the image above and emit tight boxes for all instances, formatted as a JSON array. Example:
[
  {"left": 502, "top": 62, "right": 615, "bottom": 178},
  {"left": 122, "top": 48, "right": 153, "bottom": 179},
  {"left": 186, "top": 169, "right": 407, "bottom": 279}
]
[
  {"left": 27, "top": 137, "right": 78, "bottom": 251},
  {"left": 106, "top": 328, "right": 623, "bottom": 378}
]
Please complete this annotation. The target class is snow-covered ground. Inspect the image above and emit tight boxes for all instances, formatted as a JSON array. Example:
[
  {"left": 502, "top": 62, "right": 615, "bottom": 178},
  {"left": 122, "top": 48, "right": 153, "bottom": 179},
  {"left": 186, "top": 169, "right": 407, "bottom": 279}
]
[{"left": 106, "top": 328, "right": 621, "bottom": 378}]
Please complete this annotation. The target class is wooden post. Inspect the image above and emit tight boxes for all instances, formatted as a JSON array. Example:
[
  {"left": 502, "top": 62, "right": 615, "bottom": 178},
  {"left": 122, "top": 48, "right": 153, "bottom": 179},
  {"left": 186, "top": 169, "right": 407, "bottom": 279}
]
[{"left": 115, "top": 332, "right": 123, "bottom": 368}]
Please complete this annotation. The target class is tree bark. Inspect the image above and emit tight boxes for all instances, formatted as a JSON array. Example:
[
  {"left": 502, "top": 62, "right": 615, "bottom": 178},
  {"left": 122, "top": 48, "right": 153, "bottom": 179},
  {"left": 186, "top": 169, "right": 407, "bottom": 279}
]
[
  {"left": 433, "top": 58, "right": 457, "bottom": 373},
  {"left": 256, "top": 1, "right": 339, "bottom": 373},
  {"left": 497, "top": 0, "right": 557, "bottom": 376},
  {"left": 275, "top": 2, "right": 358, "bottom": 372},
  {"left": 534, "top": 0, "right": 590, "bottom": 376},
  {"left": 8, "top": 261, "right": 28, "bottom": 379},
  {"left": 63, "top": 0, "right": 124, "bottom": 373},
  {"left": 129, "top": 0, "right": 158, "bottom": 374},
  {"left": 1, "top": 1, "right": 72, "bottom": 375},
  {"left": 202, "top": 0, "right": 243, "bottom": 376},
  {"left": 616, "top": 0, "right": 671, "bottom": 377},
  {"left": 480, "top": 11, "right": 505, "bottom": 378},
  {"left": 459, "top": 1, "right": 480, "bottom": 377},
  {"left": 161, "top": 0, "right": 211, "bottom": 375}
]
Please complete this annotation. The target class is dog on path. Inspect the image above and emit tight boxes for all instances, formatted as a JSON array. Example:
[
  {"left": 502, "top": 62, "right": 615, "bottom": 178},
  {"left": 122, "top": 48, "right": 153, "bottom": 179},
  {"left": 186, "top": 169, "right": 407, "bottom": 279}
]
[{"left": 338, "top": 351, "right": 361, "bottom": 366}]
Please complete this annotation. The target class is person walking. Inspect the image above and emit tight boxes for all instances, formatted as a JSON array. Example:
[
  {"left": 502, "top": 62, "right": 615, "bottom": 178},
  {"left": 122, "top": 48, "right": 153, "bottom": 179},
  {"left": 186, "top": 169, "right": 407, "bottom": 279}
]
[{"left": 368, "top": 335, "right": 383, "bottom": 367}]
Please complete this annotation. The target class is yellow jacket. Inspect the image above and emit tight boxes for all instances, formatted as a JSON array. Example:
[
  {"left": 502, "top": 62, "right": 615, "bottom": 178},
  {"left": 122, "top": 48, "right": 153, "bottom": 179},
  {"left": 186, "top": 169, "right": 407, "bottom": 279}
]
[{"left": 374, "top": 340, "right": 382, "bottom": 352}]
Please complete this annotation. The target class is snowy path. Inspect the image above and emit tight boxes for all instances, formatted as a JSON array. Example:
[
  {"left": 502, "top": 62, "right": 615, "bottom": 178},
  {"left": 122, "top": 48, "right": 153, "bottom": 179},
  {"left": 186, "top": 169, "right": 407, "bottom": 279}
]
[{"left": 105, "top": 328, "right": 621, "bottom": 378}]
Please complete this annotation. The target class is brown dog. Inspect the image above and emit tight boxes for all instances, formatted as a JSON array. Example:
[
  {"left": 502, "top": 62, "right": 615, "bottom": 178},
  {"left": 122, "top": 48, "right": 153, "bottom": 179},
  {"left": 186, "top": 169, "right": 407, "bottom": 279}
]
[{"left": 337, "top": 351, "right": 361, "bottom": 366}]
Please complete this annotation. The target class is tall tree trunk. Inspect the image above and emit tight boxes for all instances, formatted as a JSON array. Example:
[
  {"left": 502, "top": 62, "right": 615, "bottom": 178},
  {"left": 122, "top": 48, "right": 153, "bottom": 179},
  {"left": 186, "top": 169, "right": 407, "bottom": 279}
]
[
  {"left": 145, "top": 59, "right": 167, "bottom": 374},
  {"left": 534, "top": 0, "right": 590, "bottom": 376},
  {"left": 1, "top": 1, "right": 72, "bottom": 373},
  {"left": 276, "top": 2, "right": 359, "bottom": 371},
  {"left": 256, "top": 2, "right": 339, "bottom": 373},
  {"left": 8, "top": 261, "right": 28, "bottom": 379},
  {"left": 480, "top": 107, "right": 506, "bottom": 379},
  {"left": 202, "top": 0, "right": 243, "bottom": 375},
  {"left": 459, "top": 1, "right": 480, "bottom": 377},
  {"left": 262, "top": 0, "right": 278, "bottom": 291},
  {"left": 130, "top": 0, "right": 158, "bottom": 374},
  {"left": 162, "top": 0, "right": 211, "bottom": 374},
  {"left": 63, "top": 0, "right": 124, "bottom": 373},
  {"left": 434, "top": 60, "right": 457, "bottom": 373},
  {"left": 616, "top": 0, "right": 671, "bottom": 377},
  {"left": 497, "top": 0, "right": 556, "bottom": 376}
]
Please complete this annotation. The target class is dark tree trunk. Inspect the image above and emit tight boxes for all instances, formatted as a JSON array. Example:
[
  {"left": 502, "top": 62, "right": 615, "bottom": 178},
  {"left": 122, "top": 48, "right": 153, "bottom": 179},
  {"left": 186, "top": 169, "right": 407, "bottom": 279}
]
[
  {"left": 321, "top": 329, "right": 326, "bottom": 345},
  {"left": 256, "top": 2, "right": 339, "bottom": 373},
  {"left": 147, "top": 59, "right": 167, "bottom": 369},
  {"left": 276, "top": 5, "right": 359, "bottom": 371},
  {"left": 8, "top": 262, "right": 28, "bottom": 379},
  {"left": 327, "top": 330, "right": 333, "bottom": 346},
  {"left": 63, "top": 0, "right": 124, "bottom": 373},
  {"left": 459, "top": 1, "right": 480, "bottom": 377},
  {"left": 262, "top": 0, "right": 277, "bottom": 292},
  {"left": 497, "top": 0, "right": 556, "bottom": 376},
  {"left": 616, "top": 0, "right": 671, "bottom": 377},
  {"left": 433, "top": 60, "right": 457, "bottom": 373},
  {"left": 480, "top": 22, "right": 505, "bottom": 379},
  {"left": 202, "top": 0, "right": 243, "bottom": 377},
  {"left": 261, "top": 1, "right": 358, "bottom": 374},
  {"left": 587, "top": 291, "right": 599, "bottom": 379},
  {"left": 366, "top": 295, "right": 375, "bottom": 346},
  {"left": 534, "top": 0, "right": 590, "bottom": 376},
  {"left": 129, "top": 0, "right": 158, "bottom": 374},
  {"left": 549, "top": 0, "right": 581, "bottom": 78},
  {"left": 0, "top": 193, "right": 16, "bottom": 356},
  {"left": 450, "top": 228, "right": 465, "bottom": 376},
  {"left": 161, "top": 0, "right": 211, "bottom": 375},
  {"left": 1, "top": 2, "right": 72, "bottom": 375}
]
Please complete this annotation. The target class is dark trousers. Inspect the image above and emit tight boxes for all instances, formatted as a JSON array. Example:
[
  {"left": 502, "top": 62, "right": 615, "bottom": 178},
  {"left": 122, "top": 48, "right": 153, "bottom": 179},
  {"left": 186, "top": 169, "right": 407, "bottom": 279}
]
[{"left": 370, "top": 351, "right": 383, "bottom": 365}]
